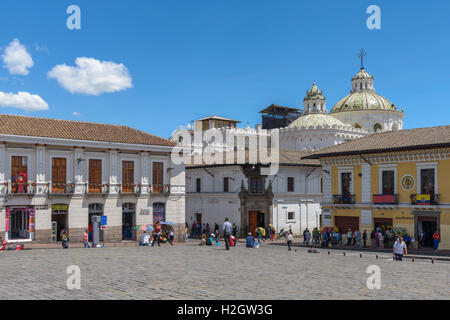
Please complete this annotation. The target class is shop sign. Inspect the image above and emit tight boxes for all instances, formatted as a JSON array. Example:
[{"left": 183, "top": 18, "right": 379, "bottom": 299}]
[
  {"left": 52, "top": 204, "right": 68, "bottom": 211},
  {"left": 101, "top": 216, "right": 107, "bottom": 226},
  {"left": 401, "top": 175, "right": 415, "bottom": 191},
  {"left": 36, "top": 205, "right": 49, "bottom": 211}
]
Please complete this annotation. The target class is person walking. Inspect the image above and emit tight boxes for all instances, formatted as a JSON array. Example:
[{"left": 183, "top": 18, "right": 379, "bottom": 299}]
[
  {"left": 61, "top": 231, "right": 69, "bottom": 249},
  {"left": 313, "top": 228, "right": 320, "bottom": 246},
  {"left": 83, "top": 230, "right": 90, "bottom": 248},
  {"left": 355, "top": 230, "right": 362, "bottom": 248},
  {"left": 152, "top": 221, "right": 161, "bottom": 247},
  {"left": 370, "top": 230, "right": 376, "bottom": 248},
  {"left": 393, "top": 236, "right": 407, "bottom": 261},
  {"left": 419, "top": 230, "right": 425, "bottom": 249},
  {"left": 433, "top": 230, "right": 441, "bottom": 252},
  {"left": 223, "top": 218, "right": 233, "bottom": 250},
  {"left": 305, "top": 229, "right": 311, "bottom": 246},
  {"left": 337, "top": 231, "right": 343, "bottom": 248},
  {"left": 362, "top": 230, "right": 368, "bottom": 248},
  {"left": 347, "top": 229, "right": 352, "bottom": 246},
  {"left": 266, "top": 225, "right": 272, "bottom": 241},
  {"left": 168, "top": 228, "right": 175, "bottom": 246},
  {"left": 287, "top": 231, "right": 293, "bottom": 251},
  {"left": 379, "top": 231, "right": 385, "bottom": 249}
]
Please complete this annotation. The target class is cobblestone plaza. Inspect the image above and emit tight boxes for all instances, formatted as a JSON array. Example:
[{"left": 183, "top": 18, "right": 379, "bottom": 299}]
[{"left": 0, "top": 243, "right": 449, "bottom": 300}]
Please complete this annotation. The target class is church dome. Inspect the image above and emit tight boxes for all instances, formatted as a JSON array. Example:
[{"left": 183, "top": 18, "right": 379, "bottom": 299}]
[
  {"left": 330, "top": 68, "right": 400, "bottom": 113},
  {"left": 288, "top": 113, "right": 346, "bottom": 129}
]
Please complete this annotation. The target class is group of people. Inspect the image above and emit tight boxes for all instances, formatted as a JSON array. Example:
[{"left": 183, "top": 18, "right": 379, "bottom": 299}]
[{"left": 140, "top": 221, "right": 175, "bottom": 247}]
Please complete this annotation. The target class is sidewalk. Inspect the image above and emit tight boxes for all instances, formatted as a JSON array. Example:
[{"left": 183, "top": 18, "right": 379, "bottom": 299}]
[{"left": 269, "top": 241, "right": 450, "bottom": 261}]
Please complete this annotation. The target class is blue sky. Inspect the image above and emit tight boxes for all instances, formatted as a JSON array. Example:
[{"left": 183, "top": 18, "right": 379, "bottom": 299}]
[{"left": 0, "top": 0, "right": 449, "bottom": 139}]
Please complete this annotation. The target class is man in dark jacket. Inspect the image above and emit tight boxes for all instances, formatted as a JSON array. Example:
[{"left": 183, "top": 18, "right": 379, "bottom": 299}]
[{"left": 363, "top": 230, "right": 368, "bottom": 248}]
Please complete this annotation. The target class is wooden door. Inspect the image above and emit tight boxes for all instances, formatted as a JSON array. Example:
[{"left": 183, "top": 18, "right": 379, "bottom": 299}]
[
  {"left": 249, "top": 211, "right": 257, "bottom": 236},
  {"left": 334, "top": 216, "right": 359, "bottom": 233},
  {"left": 52, "top": 158, "right": 67, "bottom": 193},
  {"left": 89, "top": 159, "right": 102, "bottom": 193},
  {"left": 122, "top": 161, "right": 134, "bottom": 193}
]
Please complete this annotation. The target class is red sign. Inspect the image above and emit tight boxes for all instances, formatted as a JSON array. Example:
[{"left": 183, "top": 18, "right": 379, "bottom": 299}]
[
  {"left": 373, "top": 194, "right": 396, "bottom": 204},
  {"left": 101, "top": 225, "right": 106, "bottom": 231}
]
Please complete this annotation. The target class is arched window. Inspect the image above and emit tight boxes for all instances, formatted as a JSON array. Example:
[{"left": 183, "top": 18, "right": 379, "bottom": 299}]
[{"left": 374, "top": 123, "right": 382, "bottom": 132}]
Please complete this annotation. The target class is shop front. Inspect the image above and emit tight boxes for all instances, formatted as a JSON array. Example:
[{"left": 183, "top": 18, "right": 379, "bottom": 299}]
[
  {"left": 51, "top": 204, "right": 69, "bottom": 242},
  {"left": 414, "top": 211, "right": 440, "bottom": 248},
  {"left": 5, "top": 207, "right": 35, "bottom": 242}
]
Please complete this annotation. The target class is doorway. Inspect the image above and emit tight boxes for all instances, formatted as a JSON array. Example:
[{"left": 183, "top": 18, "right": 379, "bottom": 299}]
[
  {"left": 89, "top": 203, "right": 104, "bottom": 242},
  {"left": 122, "top": 203, "right": 135, "bottom": 241},
  {"left": 249, "top": 211, "right": 265, "bottom": 236},
  {"left": 374, "top": 218, "right": 393, "bottom": 232},
  {"left": 419, "top": 217, "right": 437, "bottom": 248},
  {"left": 8, "top": 208, "right": 30, "bottom": 240}
]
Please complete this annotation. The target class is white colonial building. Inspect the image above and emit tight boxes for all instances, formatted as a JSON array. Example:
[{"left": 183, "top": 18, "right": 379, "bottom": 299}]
[
  {"left": 0, "top": 114, "right": 185, "bottom": 244},
  {"left": 172, "top": 62, "right": 406, "bottom": 237}
]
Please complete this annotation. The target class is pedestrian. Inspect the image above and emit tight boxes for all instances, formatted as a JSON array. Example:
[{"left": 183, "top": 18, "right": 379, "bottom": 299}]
[
  {"left": 168, "top": 228, "right": 175, "bottom": 246},
  {"left": 355, "top": 230, "right": 362, "bottom": 248},
  {"left": 191, "top": 221, "right": 196, "bottom": 238},
  {"left": 347, "top": 229, "right": 352, "bottom": 246},
  {"left": 287, "top": 231, "right": 293, "bottom": 251},
  {"left": 271, "top": 225, "right": 276, "bottom": 241},
  {"left": 223, "top": 217, "right": 233, "bottom": 250},
  {"left": 352, "top": 230, "right": 357, "bottom": 246},
  {"left": 370, "top": 230, "right": 375, "bottom": 248},
  {"left": 393, "top": 236, "right": 407, "bottom": 261},
  {"left": 152, "top": 221, "right": 161, "bottom": 247},
  {"left": 362, "top": 230, "right": 367, "bottom": 248},
  {"left": 232, "top": 223, "right": 237, "bottom": 238},
  {"left": 433, "top": 230, "right": 441, "bottom": 252},
  {"left": 61, "top": 231, "right": 69, "bottom": 249},
  {"left": 337, "top": 231, "right": 343, "bottom": 248},
  {"left": 83, "top": 230, "right": 90, "bottom": 248},
  {"left": 184, "top": 225, "right": 189, "bottom": 242},
  {"left": 202, "top": 223, "right": 206, "bottom": 235},
  {"left": 256, "top": 228, "right": 263, "bottom": 243},
  {"left": 305, "top": 228, "right": 311, "bottom": 246},
  {"left": 379, "top": 231, "right": 384, "bottom": 249},
  {"left": 419, "top": 230, "right": 425, "bottom": 249},
  {"left": 206, "top": 223, "right": 211, "bottom": 235},
  {"left": 214, "top": 228, "right": 220, "bottom": 243},
  {"left": 246, "top": 232, "right": 255, "bottom": 248},
  {"left": 303, "top": 229, "right": 308, "bottom": 245},
  {"left": 266, "top": 225, "right": 272, "bottom": 241}
]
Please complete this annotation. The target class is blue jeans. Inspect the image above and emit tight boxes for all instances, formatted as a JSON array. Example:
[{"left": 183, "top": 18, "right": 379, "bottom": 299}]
[
  {"left": 434, "top": 239, "right": 440, "bottom": 251},
  {"left": 394, "top": 253, "right": 403, "bottom": 261},
  {"left": 83, "top": 241, "right": 90, "bottom": 248}
]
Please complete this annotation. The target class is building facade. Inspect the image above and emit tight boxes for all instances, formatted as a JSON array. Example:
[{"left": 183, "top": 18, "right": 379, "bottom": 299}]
[
  {"left": 0, "top": 115, "right": 185, "bottom": 244},
  {"left": 305, "top": 126, "right": 450, "bottom": 250}
]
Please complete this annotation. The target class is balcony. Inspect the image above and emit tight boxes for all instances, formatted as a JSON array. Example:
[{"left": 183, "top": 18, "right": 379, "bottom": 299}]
[
  {"left": 120, "top": 184, "right": 141, "bottom": 196},
  {"left": 373, "top": 194, "right": 399, "bottom": 205},
  {"left": 150, "top": 184, "right": 170, "bottom": 195},
  {"left": 86, "top": 183, "right": 109, "bottom": 195},
  {"left": 333, "top": 194, "right": 355, "bottom": 205},
  {"left": 49, "top": 183, "right": 75, "bottom": 195},
  {"left": 410, "top": 194, "right": 440, "bottom": 206},
  {"left": 6, "top": 182, "right": 36, "bottom": 195}
]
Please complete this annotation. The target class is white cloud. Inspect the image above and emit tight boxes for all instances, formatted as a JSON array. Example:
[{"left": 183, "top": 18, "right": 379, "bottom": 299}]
[
  {"left": 72, "top": 111, "right": 82, "bottom": 116},
  {"left": 47, "top": 57, "right": 133, "bottom": 95},
  {"left": 2, "top": 39, "right": 34, "bottom": 75},
  {"left": 0, "top": 91, "right": 49, "bottom": 111}
]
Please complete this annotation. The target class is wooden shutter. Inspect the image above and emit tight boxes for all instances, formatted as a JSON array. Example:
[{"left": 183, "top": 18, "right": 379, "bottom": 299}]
[
  {"left": 152, "top": 162, "right": 164, "bottom": 193},
  {"left": 122, "top": 161, "right": 134, "bottom": 193},
  {"left": 52, "top": 158, "right": 67, "bottom": 193},
  {"left": 89, "top": 159, "right": 102, "bottom": 193}
]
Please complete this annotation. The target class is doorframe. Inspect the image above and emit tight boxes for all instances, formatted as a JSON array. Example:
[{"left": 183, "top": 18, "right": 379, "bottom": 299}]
[{"left": 413, "top": 211, "right": 440, "bottom": 247}]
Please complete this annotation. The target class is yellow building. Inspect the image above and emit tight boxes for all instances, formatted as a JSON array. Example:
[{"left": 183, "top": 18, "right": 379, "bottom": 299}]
[{"left": 304, "top": 125, "right": 450, "bottom": 250}]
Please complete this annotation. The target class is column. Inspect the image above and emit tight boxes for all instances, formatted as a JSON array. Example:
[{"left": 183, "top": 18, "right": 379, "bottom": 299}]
[
  {"left": 322, "top": 165, "right": 332, "bottom": 204},
  {"left": 74, "top": 148, "right": 85, "bottom": 194},
  {"left": 35, "top": 146, "right": 46, "bottom": 195},
  {"left": 109, "top": 150, "right": 119, "bottom": 194},
  {"left": 361, "top": 163, "right": 372, "bottom": 204},
  {"left": 140, "top": 152, "right": 149, "bottom": 195}
]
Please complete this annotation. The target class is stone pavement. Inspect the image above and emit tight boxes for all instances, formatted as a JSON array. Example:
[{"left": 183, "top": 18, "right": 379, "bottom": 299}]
[{"left": 0, "top": 242, "right": 449, "bottom": 300}]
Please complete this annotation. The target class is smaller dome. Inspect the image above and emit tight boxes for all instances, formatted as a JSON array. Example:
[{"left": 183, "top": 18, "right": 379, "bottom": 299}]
[
  {"left": 304, "top": 82, "right": 325, "bottom": 101},
  {"left": 352, "top": 68, "right": 373, "bottom": 80},
  {"left": 288, "top": 113, "right": 346, "bottom": 129}
]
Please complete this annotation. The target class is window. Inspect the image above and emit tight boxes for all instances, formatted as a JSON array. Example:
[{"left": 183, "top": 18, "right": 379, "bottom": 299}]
[
  {"left": 89, "top": 159, "right": 102, "bottom": 193},
  {"left": 374, "top": 123, "right": 382, "bottom": 132},
  {"left": 420, "top": 168, "right": 435, "bottom": 194},
  {"left": 52, "top": 158, "right": 67, "bottom": 193},
  {"left": 382, "top": 170, "right": 395, "bottom": 194},
  {"left": 250, "top": 177, "right": 264, "bottom": 194},
  {"left": 122, "top": 161, "right": 134, "bottom": 193},
  {"left": 196, "top": 178, "right": 201, "bottom": 193},
  {"left": 152, "top": 162, "right": 164, "bottom": 193},
  {"left": 288, "top": 212, "right": 295, "bottom": 220},
  {"left": 11, "top": 156, "right": 28, "bottom": 194},
  {"left": 223, "top": 177, "right": 229, "bottom": 192},
  {"left": 341, "top": 172, "right": 352, "bottom": 195},
  {"left": 287, "top": 177, "right": 294, "bottom": 192}
]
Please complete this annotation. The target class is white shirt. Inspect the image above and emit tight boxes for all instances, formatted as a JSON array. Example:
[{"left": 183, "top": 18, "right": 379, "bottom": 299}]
[
  {"left": 142, "top": 234, "right": 150, "bottom": 244},
  {"left": 223, "top": 221, "right": 233, "bottom": 233},
  {"left": 393, "top": 241, "right": 407, "bottom": 255},
  {"left": 287, "top": 234, "right": 293, "bottom": 241}
]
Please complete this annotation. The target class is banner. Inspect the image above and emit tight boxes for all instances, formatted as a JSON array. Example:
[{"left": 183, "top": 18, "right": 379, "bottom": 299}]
[{"left": 416, "top": 194, "right": 430, "bottom": 205}]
